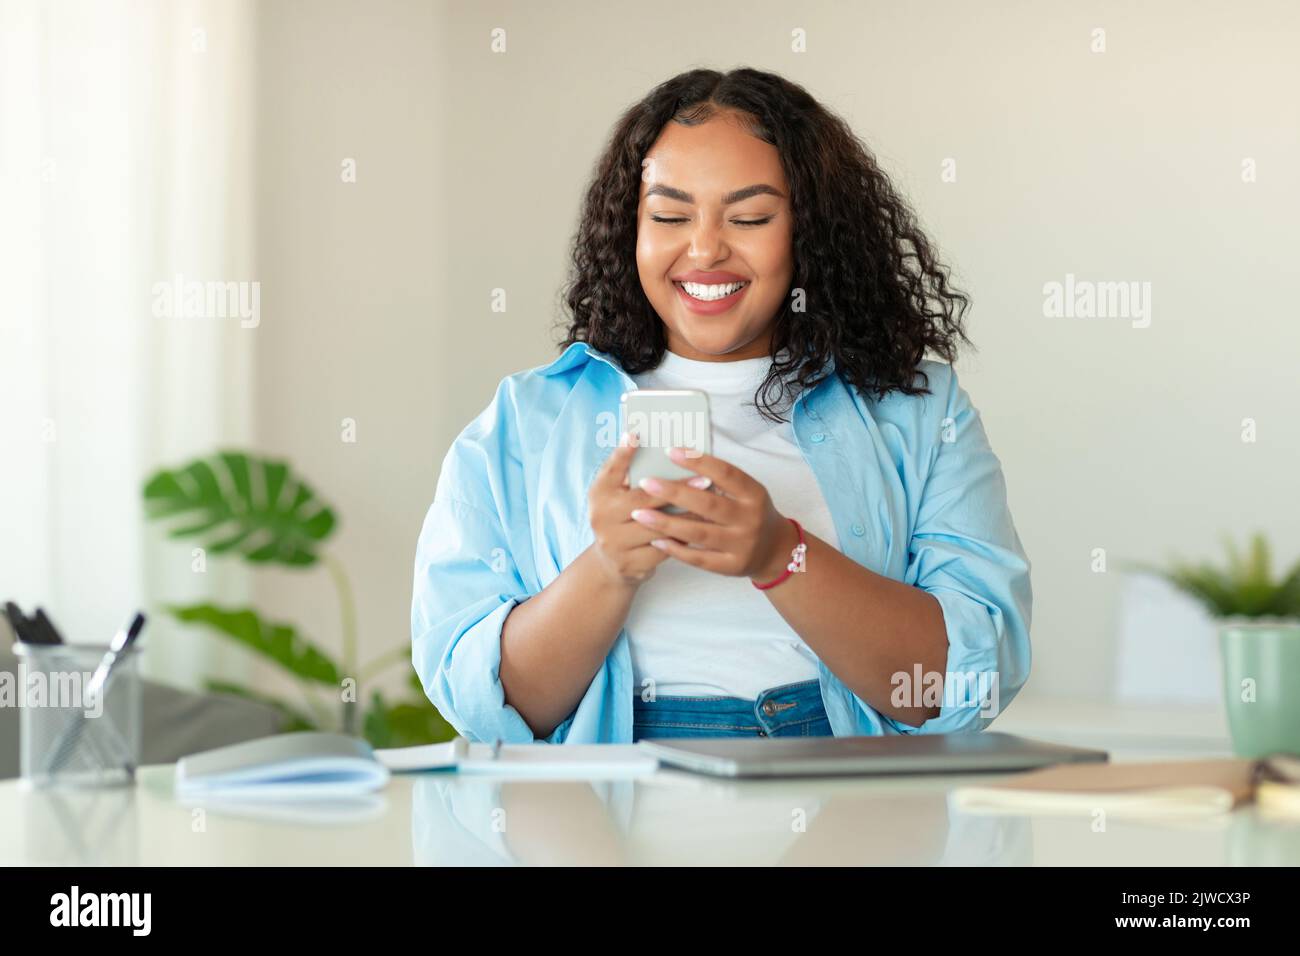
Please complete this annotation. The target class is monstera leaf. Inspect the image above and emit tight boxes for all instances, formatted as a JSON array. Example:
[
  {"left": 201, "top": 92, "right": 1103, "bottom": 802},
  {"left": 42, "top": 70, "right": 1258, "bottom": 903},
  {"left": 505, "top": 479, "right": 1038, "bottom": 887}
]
[
  {"left": 169, "top": 603, "right": 342, "bottom": 686},
  {"left": 143, "top": 451, "right": 336, "bottom": 566}
]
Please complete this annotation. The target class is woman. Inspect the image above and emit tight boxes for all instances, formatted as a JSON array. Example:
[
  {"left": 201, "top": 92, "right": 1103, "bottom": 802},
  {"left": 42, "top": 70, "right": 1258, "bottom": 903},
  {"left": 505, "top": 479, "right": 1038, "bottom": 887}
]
[{"left": 411, "top": 67, "right": 1031, "bottom": 744}]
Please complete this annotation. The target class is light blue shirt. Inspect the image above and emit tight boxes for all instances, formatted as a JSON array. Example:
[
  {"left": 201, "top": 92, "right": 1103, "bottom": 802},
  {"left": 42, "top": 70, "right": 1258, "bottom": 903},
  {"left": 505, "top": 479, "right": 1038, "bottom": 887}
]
[{"left": 411, "top": 340, "right": 1032, "bottom": 743}]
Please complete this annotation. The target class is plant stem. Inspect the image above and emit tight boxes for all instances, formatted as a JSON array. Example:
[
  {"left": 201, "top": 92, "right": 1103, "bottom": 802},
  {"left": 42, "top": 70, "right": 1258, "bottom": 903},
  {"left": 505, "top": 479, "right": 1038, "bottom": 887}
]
[
  {"left": 323, "top": 553, "right": 359, "bottom": 733},
  {"left": 359, "top": 645, "right": 412, "bottom": 684},
  {"left": 298, "top": 682, "right": 335, "bottom": 729}
]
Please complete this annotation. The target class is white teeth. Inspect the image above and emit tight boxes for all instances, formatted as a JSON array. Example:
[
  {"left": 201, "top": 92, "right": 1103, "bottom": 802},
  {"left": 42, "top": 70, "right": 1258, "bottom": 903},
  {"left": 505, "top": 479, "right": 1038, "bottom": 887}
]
[{"left": 678, "top": 280, "right": 748, "bottom": 301}]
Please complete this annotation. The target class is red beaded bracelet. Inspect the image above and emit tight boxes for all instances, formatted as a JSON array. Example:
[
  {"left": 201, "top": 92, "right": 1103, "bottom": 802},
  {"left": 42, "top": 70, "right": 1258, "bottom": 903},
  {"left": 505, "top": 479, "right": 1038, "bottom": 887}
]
[{"left": 752, "top": 517, "right": 806, "bottom": 590}]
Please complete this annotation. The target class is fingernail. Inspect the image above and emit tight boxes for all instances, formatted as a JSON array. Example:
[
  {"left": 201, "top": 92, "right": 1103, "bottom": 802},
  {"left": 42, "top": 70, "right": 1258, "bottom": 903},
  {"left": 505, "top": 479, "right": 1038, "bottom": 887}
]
[
  {"left": 667, "top": 447, "right": 684, "bottom": 460},
  {"left": 687, "top": 476, "right": 711, "bottom": 490},
  {"left": 651, "top": 539, "right": 670, "bottom": 549},
  {"left": 631, "top": 509, "right": 658, "bottom": 524},
  {"left": 638, "top": 477, "right": 662, "bottom": 494}
]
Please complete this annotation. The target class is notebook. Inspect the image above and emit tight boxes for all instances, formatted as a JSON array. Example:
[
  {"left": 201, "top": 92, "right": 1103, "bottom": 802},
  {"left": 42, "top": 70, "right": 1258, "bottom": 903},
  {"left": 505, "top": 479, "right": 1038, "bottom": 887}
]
[
  {"left": 174, "top": 732, "right": 658, "bottom": 799},
  {"left": 175, "top": 733, "right": 390, "bottom": 799},
  {"left": 376, "top": 737, "right": 658, "bottom": 777},
  {"left": 951, "top": 754, "right": 1300, "bottom": 819}
]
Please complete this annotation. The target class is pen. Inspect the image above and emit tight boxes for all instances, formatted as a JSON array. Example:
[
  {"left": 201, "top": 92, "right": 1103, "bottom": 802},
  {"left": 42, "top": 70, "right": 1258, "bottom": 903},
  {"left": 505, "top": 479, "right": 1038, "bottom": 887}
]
[
  {"left": 4, "top": 602, "right": 56, "bottom": 645},
  {"left": 33, "top": 607, "right": 66, "bottom": 645},
  {"left": 3, "top": 602, "right": 33, "bottom": 643},
  {"left": 3, "top": 604, "right": 66, "bottom": 645},
  {"left": 83, "top": 611, "right": 145, "bottom": 703}
]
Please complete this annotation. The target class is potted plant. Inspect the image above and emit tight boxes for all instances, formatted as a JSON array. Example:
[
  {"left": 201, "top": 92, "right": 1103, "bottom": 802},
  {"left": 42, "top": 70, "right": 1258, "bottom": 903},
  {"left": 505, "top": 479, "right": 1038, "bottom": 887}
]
[
  {"left": 142, "top": 451, "right": 456, "bottom": 748},
  {"left": 1130, "top": 533, "right": 1300, "bottom": 758}
]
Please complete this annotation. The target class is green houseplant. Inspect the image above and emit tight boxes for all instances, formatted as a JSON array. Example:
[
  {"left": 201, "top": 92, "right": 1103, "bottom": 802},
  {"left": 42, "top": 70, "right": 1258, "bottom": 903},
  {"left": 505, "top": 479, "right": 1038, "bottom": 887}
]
[
  {"left": 1129, "top": 532, "right": 1300, "bottom": 621},
  {"left": 1126, "top": 532, "right": 1300, "bottom": 758},
  {"left": 142, "top": 451, "right": 456, "bottom": 748}
]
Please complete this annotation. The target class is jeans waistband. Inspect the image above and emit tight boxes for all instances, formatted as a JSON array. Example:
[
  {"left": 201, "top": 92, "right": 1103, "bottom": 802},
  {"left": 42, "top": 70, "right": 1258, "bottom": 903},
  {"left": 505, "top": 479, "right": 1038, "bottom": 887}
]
[{"left": 632, "top": 678, "right": 829, "bottom": 736}]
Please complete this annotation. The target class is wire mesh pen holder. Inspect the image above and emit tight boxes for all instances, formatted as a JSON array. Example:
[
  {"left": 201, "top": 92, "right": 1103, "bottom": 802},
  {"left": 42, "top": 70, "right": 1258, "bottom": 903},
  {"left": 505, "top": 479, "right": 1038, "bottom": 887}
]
[{"left": 16, "top": 642, "right": 142, "bottom": 788}]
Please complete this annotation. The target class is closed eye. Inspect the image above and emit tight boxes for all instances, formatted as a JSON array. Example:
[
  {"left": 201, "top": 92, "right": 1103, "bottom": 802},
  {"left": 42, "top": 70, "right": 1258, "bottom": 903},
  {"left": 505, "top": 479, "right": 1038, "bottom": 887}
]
[{"left": 650, "top": 216, "right": 774, "bottom": 227}]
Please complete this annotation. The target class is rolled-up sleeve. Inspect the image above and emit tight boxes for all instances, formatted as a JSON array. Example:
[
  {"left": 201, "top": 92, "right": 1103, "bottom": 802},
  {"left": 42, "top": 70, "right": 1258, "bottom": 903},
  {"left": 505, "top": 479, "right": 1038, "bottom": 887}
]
[
  {"left": 412, "top": 496, "right": 577, "bottom": 744},
  {"left": 883, "top": 367, "right": 1033, "bottom": 735}
]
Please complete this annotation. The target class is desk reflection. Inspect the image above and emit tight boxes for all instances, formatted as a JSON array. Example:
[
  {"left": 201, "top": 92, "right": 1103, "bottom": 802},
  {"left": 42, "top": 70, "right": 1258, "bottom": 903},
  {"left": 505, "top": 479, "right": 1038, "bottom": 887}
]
[{"left": 410, "top": 772, "right": 1033, "bottom": 866}]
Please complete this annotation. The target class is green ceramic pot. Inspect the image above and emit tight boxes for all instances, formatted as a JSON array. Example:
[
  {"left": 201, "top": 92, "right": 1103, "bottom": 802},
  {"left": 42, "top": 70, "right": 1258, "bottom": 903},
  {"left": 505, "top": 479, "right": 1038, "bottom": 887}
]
[{"left": 1218, "top": 618, "right": 1300, "bottom": 758}]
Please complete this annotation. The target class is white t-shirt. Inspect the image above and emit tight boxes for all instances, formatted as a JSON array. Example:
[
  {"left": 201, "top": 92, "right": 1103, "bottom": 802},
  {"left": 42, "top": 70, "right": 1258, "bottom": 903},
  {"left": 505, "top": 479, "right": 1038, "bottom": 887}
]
[{"left": 625, "top": 348, "right": 843, "bottom": 699}]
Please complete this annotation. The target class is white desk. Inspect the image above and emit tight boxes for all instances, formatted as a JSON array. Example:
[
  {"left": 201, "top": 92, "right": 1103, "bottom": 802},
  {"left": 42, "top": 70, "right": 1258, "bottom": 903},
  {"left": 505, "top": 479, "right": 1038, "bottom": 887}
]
[{"left": 2, "top": 697, "right": 1296, "bottom": 866}]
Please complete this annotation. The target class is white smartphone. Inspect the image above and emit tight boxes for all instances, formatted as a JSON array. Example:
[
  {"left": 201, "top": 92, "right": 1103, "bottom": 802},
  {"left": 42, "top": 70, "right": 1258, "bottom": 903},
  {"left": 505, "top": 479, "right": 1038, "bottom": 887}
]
[{"left": 619, "top": 389, "right": 712, "bottom": 514}]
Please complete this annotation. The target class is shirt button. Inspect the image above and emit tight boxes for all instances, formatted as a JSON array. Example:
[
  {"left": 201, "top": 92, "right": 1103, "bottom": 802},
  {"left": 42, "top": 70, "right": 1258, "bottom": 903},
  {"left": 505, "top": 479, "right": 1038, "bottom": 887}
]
[
  {"left": 851, "top": 523, "right": 865, "bottom": 536},
  {"left": 810, "top": 432, "right": 826, "bottom": 443},
  {"left": 761, "top": 700, "right": 778, "bottom": 716}
]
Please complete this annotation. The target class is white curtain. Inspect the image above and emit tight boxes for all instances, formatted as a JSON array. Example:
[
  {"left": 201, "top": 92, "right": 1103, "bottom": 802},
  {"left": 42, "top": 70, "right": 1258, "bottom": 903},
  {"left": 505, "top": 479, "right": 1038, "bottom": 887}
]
[{"left": 0, "top": 0, "right": 257, "bottom": 688}]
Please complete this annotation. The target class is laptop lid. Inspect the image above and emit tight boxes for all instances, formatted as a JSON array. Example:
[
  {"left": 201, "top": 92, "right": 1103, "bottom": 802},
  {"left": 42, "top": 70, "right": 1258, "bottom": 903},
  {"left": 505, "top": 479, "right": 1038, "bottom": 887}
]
[{"left": 636, "top": 732, "right": 1109, "bottom": 779}]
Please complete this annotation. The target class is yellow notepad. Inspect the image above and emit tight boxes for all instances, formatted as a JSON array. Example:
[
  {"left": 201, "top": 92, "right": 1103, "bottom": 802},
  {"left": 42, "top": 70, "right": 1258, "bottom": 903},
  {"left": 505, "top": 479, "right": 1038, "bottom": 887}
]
[
  {"left": 1257, "top": 780, "right": 1300, "bottom": 819},
  {"left": 952, "top": 756, "right": 1297, "bottom": 819}
]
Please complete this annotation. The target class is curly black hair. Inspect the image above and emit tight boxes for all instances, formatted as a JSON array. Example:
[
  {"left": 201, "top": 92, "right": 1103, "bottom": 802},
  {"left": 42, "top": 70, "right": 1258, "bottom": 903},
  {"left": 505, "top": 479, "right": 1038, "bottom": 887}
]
[{"left": 554, "top": 67, "right": 975, "bottom": 422}]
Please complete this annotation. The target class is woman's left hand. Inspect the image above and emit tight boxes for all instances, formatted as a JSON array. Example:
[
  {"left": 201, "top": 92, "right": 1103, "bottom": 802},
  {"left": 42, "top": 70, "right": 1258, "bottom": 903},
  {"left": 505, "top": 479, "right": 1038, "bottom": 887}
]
[{"left": 629, "top": 447, "right": 799, "bottom": 582}]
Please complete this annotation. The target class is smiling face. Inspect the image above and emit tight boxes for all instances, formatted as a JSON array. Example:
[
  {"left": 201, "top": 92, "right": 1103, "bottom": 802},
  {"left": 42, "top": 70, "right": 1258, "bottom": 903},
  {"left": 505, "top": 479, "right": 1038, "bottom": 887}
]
[{"left": 636, "top": 111, "right": 795, "bottom": 362}]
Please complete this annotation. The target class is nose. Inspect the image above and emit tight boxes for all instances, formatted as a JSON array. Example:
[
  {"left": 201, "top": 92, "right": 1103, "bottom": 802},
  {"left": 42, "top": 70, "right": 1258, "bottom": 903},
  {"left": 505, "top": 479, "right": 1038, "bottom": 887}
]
[{"left": 687, "top": 214, "right": 729, "bottom": 264}]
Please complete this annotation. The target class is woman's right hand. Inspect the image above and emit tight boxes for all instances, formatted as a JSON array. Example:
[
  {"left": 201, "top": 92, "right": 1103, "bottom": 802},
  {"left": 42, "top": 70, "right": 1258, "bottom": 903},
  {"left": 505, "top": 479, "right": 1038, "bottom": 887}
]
[{"left": 587, "top": 432, "right": 678, "bottom": 585}]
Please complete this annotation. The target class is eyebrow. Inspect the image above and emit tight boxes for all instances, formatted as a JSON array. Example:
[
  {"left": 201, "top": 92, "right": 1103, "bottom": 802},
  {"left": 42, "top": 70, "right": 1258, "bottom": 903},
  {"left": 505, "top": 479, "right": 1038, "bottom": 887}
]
[{"left": 644, "top": 183, "right": 785, "bottom": 205}]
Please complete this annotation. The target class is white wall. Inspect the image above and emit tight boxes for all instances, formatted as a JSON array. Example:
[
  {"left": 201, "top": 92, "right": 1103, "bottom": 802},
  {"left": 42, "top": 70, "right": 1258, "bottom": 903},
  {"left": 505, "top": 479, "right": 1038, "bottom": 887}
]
[
  {"left": 245, "top": 0, "right": 1300, "bottom": 702},
  {"left": 248, "top": 0, "right": 443, "bottom": 699}
]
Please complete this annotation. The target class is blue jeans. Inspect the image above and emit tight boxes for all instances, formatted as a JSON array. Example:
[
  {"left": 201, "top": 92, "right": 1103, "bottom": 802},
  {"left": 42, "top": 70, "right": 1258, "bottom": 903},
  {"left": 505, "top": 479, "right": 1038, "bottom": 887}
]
[{"left": 632, "top": 678, "right": 833, "bottom": 741}]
